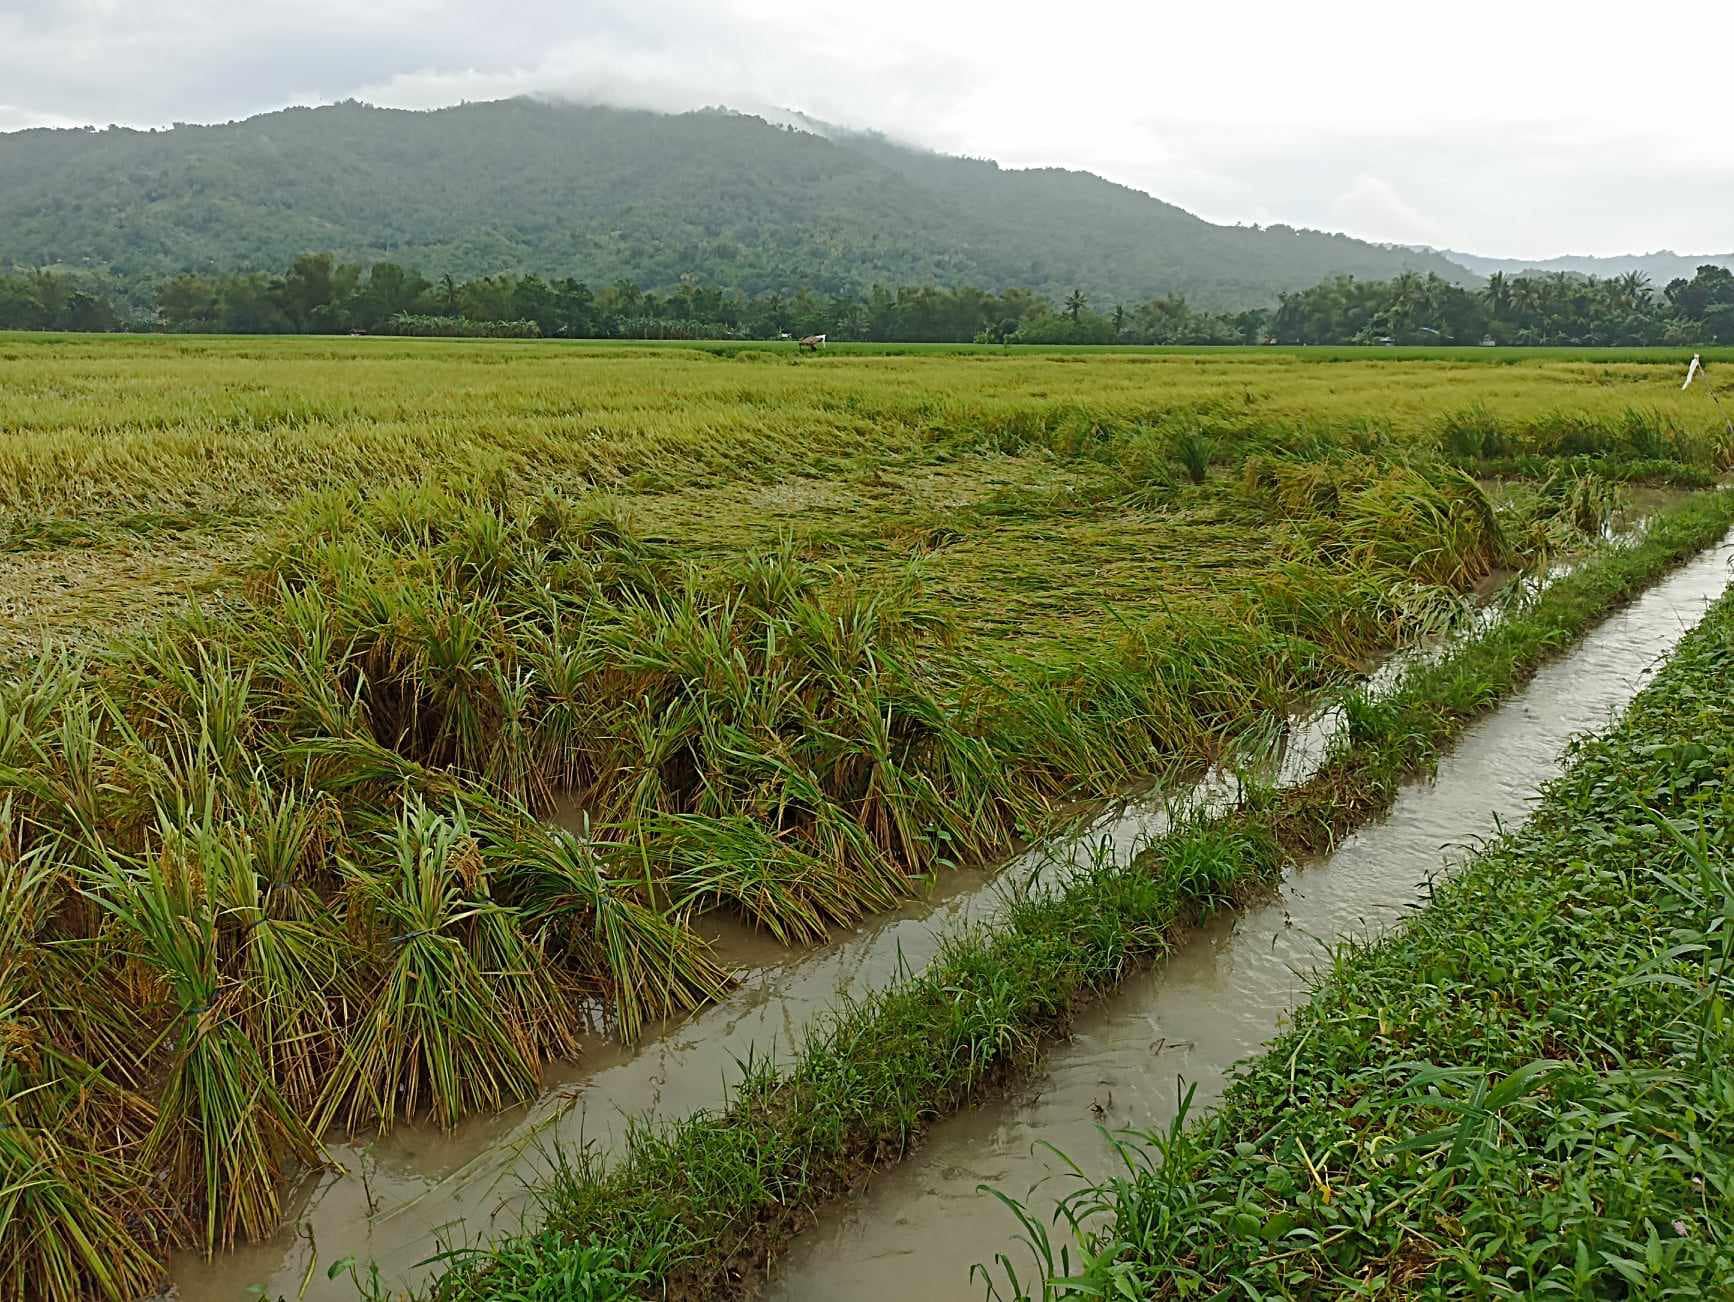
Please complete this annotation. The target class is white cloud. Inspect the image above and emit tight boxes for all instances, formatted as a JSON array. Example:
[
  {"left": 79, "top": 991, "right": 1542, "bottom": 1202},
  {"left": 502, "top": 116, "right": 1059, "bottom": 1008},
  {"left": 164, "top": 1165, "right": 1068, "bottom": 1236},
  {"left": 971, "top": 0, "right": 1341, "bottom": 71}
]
[
  {"left": 4, "top": 0, "right": 1733, "bottom": 258},
  {"left": 0, "top": 104, "right": 79, "bottom": 130},
  {"left": 1330, "top": 176, "right": 1441, "bottom": 247}
]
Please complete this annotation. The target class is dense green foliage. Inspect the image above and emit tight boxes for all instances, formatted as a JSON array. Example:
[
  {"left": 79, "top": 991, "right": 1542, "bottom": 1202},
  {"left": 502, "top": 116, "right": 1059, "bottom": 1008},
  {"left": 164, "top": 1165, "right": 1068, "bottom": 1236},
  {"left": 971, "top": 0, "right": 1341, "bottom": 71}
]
[
  {"left": 8, "top": 255, "right": 1734, "bottom": 347},
  {"left": 0, "top": 98, "right": 1467, "bottom": 315},
  {"left": 1002, "top": 564, "right": 1734, "bottom": 1298},
  {"left": 0, "top": 268, "right": 119, "bottom": 332},
  {"left": 1275, "top": 265, "right": 1734, "bottom": 345}
]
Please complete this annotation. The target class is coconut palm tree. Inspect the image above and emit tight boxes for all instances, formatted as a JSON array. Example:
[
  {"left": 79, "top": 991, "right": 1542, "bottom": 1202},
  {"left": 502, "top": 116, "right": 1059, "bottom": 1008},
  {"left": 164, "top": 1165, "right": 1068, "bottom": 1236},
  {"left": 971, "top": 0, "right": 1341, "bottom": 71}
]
[
  {"left": 1483, "top": 271, "right": 1512, "bottom": 320},
  {"left": 1615, "top": 270, "right": 1651, "bottom": 310}
]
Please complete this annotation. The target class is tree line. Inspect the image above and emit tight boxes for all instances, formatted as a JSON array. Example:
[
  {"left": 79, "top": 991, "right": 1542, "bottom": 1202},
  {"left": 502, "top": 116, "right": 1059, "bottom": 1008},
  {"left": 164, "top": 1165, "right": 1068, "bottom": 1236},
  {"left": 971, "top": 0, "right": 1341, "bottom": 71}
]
[
  {"left": 3, "top": 254, "right": 1733, "bottom": 346},
  {"left": 1272, "top": 267, "right": 1734, "bottom": 346}
]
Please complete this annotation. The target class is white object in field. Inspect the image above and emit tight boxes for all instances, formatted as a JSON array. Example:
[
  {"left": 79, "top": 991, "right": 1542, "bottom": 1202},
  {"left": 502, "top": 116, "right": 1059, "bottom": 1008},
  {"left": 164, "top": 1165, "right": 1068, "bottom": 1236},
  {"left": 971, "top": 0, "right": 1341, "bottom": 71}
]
[{"left": 1683, "top": 353, "right": 1703, "bottom": 389}]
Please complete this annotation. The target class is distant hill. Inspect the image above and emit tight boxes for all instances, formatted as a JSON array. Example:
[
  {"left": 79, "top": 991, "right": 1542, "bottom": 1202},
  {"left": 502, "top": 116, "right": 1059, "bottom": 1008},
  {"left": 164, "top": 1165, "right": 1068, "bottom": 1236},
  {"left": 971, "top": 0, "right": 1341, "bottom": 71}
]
[
  {"left": 0, "top": 97, "right": 1473, "bottom": 311},
  {"left": 1433, "top": 248, "right": 1734, "bottom": 285}
]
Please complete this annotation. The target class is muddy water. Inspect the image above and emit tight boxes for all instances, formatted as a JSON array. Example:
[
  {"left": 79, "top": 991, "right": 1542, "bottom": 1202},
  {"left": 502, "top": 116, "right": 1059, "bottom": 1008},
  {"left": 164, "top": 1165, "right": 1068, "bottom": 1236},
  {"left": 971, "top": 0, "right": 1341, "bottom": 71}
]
[
  {"left": 167, "top": 521, "right": 1703, "bottom": 1302},
  {"left": 169, "top": 786, "right": 1212, "bottom": 1299},
  {"left": 761, "top": 531, "right": 1734, "bottom": 1302}
]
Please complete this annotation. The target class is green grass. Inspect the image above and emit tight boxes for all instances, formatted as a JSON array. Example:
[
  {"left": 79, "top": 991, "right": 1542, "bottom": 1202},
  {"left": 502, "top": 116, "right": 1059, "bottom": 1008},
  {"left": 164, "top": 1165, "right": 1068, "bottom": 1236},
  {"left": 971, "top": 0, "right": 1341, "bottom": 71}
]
[
  {"left": 994, "top": 551, "right": 1734, "bottom": 1299},
  {"left": 417, "top": 488, "right": 1734, "bottom": 1302}
]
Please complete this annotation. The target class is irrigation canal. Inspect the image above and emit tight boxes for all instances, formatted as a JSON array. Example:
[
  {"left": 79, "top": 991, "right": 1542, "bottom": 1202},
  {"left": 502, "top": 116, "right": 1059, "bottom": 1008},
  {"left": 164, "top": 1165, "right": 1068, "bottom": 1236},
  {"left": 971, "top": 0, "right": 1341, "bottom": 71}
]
[
  {"left": 169, "top": 525, "right": 1734, "bottom": 1301},
  {"left": 763, "top": 527, "right": 1734, "bottom": 1300}
]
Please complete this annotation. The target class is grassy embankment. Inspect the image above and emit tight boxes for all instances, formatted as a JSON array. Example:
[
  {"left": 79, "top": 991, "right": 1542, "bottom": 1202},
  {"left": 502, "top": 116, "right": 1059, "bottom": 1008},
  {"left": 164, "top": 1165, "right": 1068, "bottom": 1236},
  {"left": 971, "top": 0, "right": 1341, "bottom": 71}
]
[
  {"left": 417, "top": 490, "right": 1734, "bottom": 1301},
  {"left": 0, "top": 338, "right": 1729, "bottom": 1299},
  {"left": 993, "top": 543, "right": 1734, "bottom": 1299}
]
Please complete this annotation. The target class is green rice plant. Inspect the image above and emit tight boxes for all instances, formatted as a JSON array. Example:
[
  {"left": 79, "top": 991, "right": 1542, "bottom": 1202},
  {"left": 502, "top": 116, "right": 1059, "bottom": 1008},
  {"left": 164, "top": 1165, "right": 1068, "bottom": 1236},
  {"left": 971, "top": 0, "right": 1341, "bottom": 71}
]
[
  {"left": 1527, "top": 408, "right": 1616, "bottom": 459},
  {"left": 1171, "top": 429, "right": 1213, "bottom": 485},
  {"left": 995, "top": 611, "right": 1325, "bottom": 791},
  {"left": 103, "top": 636, "right": 263, "bottom": 822},
  {"left": 0, "top": 817, "right": 168, "bottom": 1302},
  {"left": 1252, "top": 556, "right": 1469, "bottom": 656},
  {"left": 515, "top": 625, "right": 606, "bottom": 800},
  {"left": 1434, "top": 400, "right": 1513, "bottom": 460},
  {"left": 492, "top": 822, "right": 729, "bottom": 1041},
  {"left": 1240, "top": 450, "right": 1356, "bottom": 516},
  {"left": 1338, "top": 463, "right": 1508, "bottom": 587},
  {"left": 0, "top": 1073, "right": 167, "bottom": 1302},
  {"left": 85, "top": 825, "right": 324, "bottom": 1254},
  {"left": 0, "top": 803, "right": 155, "bottom": 1088},
  {"left": 1240, "top": 452, "right": 1512, "bottom": 590},
  {"left": 1533, "top": 462, "right": 1624, "bottom": 536},
  {"left": 1110, "top": 427, "right": 1181, "bottom": 507},
  {"left": 1611, "top": 403, "right": 1678, "bottom": 460},
  {"left": 319, "top": 801, "right": 578, "bottom": 1132},
  {"left": 184, "top": 797, "right": 359, "bottom": 1115},
  {"left": 0, "top": 678, "right": 114, "bottom": 857},
  {"left": 649, "top": 812, "right": 874, "bottom": 944}
]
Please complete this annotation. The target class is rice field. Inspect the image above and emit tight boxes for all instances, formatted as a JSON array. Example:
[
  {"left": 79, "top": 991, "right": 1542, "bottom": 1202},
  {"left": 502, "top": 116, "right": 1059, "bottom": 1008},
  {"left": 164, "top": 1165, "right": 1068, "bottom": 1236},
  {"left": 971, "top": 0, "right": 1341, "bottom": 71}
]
[
  {"left": 1, "top": 334, "right": 1731, "bottom": 1298},
  {"left": 4, "top": 334, "right": 1731, "bottom": 662},
  {"left": 418, "top": 491, "right": 1734, "bottom": 1302}
]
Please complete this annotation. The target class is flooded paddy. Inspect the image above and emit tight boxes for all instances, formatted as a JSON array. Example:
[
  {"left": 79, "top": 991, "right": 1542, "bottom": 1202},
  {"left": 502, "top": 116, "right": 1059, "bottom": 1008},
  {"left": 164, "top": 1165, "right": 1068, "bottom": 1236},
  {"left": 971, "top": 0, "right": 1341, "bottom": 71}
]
[
  {"left": 168, "top": 520, "right": 1728, "bottom": 1301},
  {"left": 761, "top": 528, "right": 1734, "bottom": 1301},
  {"left": 4, "top": 331, "right": 1728, "bottom": 1302},
  {"left": 168, "top": 798, "right": 1182, "bottom": 1298}
]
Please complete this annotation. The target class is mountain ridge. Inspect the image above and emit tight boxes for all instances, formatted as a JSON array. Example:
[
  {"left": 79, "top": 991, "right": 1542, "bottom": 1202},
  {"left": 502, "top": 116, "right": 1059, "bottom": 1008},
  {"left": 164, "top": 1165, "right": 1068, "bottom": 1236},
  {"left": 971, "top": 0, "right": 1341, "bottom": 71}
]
[
  {"left": 0, "top": 97, "right": 1473, "bottom": 311},
  {"left": 1430, "top": 247, "right": 1734, "bottom": 284}
]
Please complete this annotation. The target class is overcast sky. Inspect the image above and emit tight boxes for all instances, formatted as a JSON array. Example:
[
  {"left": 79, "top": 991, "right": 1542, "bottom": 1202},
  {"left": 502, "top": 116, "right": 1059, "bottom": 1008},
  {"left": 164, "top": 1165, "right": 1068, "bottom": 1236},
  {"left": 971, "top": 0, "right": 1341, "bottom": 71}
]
[{"left": 3, "top": 0, "right": 1729, "bottom": 259}]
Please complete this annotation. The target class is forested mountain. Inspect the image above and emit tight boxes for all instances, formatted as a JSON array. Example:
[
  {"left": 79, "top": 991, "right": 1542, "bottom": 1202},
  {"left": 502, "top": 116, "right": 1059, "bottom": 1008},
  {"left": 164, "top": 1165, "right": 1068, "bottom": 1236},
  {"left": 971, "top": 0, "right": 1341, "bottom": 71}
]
[
  {"left": 0, "top": 96, "right": 1471, "bottom": 311},
  {"left": 1435, "top": 248, "right": 1734, "bottom": 284}
]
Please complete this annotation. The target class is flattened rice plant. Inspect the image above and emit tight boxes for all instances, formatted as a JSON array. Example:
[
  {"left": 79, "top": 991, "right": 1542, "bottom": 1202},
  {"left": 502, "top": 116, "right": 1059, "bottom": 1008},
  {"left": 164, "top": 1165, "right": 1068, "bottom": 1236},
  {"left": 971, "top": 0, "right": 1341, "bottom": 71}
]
[{"left": 0, "top": 818, "right": 167, "bottom": 1302}]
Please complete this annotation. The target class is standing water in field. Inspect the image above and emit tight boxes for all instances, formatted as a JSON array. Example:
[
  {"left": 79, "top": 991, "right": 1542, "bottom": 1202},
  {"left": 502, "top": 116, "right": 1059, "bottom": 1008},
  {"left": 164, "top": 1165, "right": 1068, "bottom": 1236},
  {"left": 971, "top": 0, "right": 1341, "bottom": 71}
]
[
  {"left": 170, "top": 689, "right": 1355, "bottom": 1300},
  {"left": 759, "top": 529, "right": 1734, "bottom": 1302},
  {"left": 166, "top": 790, "right": 1190, "bottom": 1299},
  {"left": 166, "top": 521, "right": 1702, "bottom": 1302}
]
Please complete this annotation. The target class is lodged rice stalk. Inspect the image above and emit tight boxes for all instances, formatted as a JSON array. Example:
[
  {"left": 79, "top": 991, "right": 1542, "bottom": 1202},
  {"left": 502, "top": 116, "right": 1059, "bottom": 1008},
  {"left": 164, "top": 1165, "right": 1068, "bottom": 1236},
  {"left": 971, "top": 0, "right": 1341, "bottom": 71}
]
[
  {"left": 0, "top": 452, "right": 1650, "bottom": 1282},
  {"left": 87, "top": 821, "right": 326, "bottom": 1255},
  {"left": 491, "top": 821, "right": 730, "bottom": 1041},
  {"left": 0, "top": 813, "right": 167, "bottom": 1302},
  {"left": 319, "top": 801, "right": 585, "bottom": 1132},
  {"left": 3, "top": 342, "right": 1728, "bottom": 1288},
  {"left": 1243, "top": 452, "right": 1511, "bottom": 587}
]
